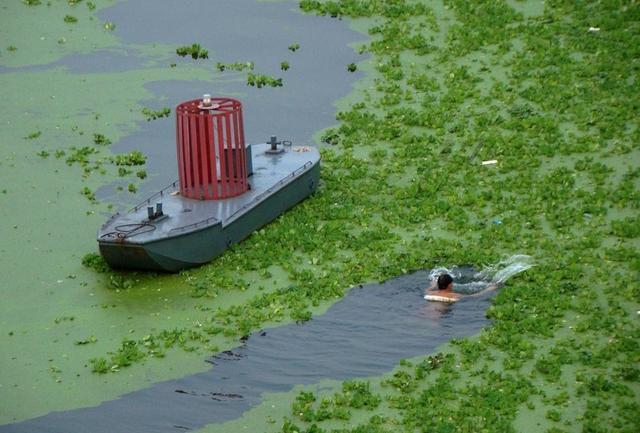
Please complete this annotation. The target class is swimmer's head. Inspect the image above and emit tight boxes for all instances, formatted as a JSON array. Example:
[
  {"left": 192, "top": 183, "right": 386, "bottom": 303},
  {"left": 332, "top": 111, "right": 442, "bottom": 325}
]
[{"left": 437, "top": 273, "right": 453, "bottom": 291}]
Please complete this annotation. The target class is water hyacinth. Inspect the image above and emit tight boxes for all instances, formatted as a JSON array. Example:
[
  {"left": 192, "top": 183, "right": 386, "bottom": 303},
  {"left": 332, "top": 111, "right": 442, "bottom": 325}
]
[{"left": 11, "top": 0, "right": 635, "bottom": 431}]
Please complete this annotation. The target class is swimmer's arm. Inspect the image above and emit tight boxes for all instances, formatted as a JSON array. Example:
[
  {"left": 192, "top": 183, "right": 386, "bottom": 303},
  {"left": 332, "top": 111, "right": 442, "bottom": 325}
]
[{"left": 467, "top": 282, "right": 501, "bottom": 297}]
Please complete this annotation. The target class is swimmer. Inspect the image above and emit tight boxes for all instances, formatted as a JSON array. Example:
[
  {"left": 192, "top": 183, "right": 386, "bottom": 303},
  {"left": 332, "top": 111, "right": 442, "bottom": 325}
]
[
  {"left": 436, "top": 273, "right": 454, "bottom": 292},
  {"left": 424, "top": 273, "right": 500, "bottom": 303},
  {"left": 424, "top": 273, "right": 461, "bottom": 302}
]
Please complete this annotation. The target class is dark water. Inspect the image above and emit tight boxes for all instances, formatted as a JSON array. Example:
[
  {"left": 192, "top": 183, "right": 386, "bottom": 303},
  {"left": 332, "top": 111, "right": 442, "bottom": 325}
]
[
  {"left": 0, "top": 269, "right": 494, "bottom": 433},
  {"left": 92, "top": 0, "right": 365, "bottom": 202},
  {"left": 0, "top": 0, "right": 364, "bottom": 203}
]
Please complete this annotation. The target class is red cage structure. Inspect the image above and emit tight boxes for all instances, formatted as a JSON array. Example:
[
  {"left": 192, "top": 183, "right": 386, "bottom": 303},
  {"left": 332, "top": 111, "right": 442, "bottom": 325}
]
[{"left": 175, "top": 96, "right": 248, "bottom": 200}]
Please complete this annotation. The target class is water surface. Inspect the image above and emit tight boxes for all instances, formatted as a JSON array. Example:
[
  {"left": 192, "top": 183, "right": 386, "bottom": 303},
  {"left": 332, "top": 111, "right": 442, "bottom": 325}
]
[
  {"left": 95, "top": 0, "right": 365, "bottom": 200},
  {"left": 0, "top": 269, "right": 494, "bottom": 433}
]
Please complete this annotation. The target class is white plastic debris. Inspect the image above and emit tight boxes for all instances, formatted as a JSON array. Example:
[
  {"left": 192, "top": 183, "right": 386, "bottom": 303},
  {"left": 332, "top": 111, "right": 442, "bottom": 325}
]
[
  {"left": 588, "top": 27, "right": 600, "bottom": 32},
  {"left": 481, "top": 160, "right": 498, "bottom": 165}
]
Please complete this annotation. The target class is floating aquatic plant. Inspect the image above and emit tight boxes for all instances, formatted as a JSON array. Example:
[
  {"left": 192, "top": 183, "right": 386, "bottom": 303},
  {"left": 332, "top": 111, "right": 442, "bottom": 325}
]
[
  {"left": 92, "top": 133, "right": 111, "bottom": 145},
  {"left": 76, "top": 2, "right": 640, "bottom": 432},
  {"left": 112, "top": 150, "right": 146, "bottom": 166},
  {"left": 90, "top": 339, "right": 146, "bottom": 374},
  {"left": 74, "top": 336, "right": 97, "bottom": 345},
  {"left": 141, "top": 107, "right": 171, "bottom": 121},
  {"left": 80, "top": 186, "right": 96, "bottom": 202},
  {"left": 176, "top": 43, "right": 208, "bottom": 59},
  {"left": 247, "top": 72, "right": 283, "bottom": 88},
  {"left": 291, "top": 380, "right": 381, "bottom": 424},
  {"left": 81, "top": 252, "right": 109, "bottom": 273},
  {"left": 216, "top": 61, "right": 254, "bottom": 72},
  {"left": 54, "top": 316, "right": 75, "bottom": 324},
  {"left": 24, "top": 130, "right": 41, "bottom": 140}
]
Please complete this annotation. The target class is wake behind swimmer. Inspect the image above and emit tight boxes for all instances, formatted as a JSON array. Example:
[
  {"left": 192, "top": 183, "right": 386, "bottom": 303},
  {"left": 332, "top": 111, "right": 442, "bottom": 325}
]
[{"left": 425, "top": 255, "right": 534, "bottom": 302}]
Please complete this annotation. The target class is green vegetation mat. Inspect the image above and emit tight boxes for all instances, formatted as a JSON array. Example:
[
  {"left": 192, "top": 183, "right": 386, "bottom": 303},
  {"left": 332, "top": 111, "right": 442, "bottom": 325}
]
[
  {"left": 1, "top": 0, "right": 638, "bottom": 431},
  {"left": 200, "top": 0, "right": 640, "bottom": 431}
]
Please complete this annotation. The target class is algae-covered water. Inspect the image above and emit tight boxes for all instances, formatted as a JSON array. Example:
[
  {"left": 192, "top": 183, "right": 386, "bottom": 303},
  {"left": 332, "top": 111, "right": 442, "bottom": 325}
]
[
  {"left": 95, "top": 0, "right": 367, "bottom": 200},
  {"left": 2, "top": 1, "right": 639, "bottom": 432},
  {"left": 1, "top": 269, "right": 495, "bottom": 432},
  {"left": 0, "top": 0, "right": 364, "bottom": 424}
]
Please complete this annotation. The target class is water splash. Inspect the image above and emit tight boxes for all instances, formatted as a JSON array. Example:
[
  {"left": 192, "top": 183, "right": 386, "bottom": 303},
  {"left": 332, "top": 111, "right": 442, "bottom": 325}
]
[
  {"left": 428, "top": 254, "right": 534, "bottom": 295},
  {"left": 483, "top": 254, "right": 535, "bottom": 284}
]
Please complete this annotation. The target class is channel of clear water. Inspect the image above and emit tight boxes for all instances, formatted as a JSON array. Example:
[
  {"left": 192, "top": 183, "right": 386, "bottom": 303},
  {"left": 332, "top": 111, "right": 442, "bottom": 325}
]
[
  {"left": 0, "top": 268, "right": 495, "bottom": 433},
  {"left": 0, "top": 1, "right": 532, "bottom": 430}
]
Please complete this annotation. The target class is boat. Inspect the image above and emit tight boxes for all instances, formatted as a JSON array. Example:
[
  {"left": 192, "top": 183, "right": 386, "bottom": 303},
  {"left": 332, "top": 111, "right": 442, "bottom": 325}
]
[{"left": 97, "top": 96, "right": 320, "bottom": 272}]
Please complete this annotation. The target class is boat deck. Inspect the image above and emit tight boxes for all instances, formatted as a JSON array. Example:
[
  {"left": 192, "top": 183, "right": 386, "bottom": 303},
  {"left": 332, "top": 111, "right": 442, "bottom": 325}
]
[{"left": 98, "top": 143, "right": 320, "bottom": 244}]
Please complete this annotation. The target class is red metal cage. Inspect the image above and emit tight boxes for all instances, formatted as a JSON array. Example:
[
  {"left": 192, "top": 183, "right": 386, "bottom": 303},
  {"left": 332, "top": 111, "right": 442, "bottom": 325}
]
[{"left": 175, "top": 97, "right": 248, "bottom": 200}]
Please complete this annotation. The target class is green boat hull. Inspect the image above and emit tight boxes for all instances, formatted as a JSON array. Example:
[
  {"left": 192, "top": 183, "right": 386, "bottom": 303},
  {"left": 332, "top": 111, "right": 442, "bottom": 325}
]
[{"left": 99, "top": 161, "right": 319, "bottom": 272}]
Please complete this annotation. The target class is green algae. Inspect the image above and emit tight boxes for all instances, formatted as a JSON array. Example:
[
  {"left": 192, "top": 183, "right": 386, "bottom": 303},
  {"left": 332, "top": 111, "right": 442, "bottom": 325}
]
[
  {"left": 2, "top": 0, "right": 639, "bottom": 431},
  {"left": 141, "top": 107, "right": 171, "bottom": 121},
  {"left": 176, "top": 43, "right": 209, "bottom": 59},
  {"left": 0, "top": 3, "right": 233, "bottom": 422},
  {"left": 0, "top": 0, "right": 120, "bottom": 68},
  {"left": 247, "top": 72, "right": 284, "bottom": 88},
  {"left": 191, "top": 0, "right": 639, "bottom": 432}
]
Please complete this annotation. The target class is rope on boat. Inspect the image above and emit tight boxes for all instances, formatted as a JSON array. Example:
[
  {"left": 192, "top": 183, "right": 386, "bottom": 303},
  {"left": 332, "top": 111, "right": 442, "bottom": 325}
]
[{"left": 100, "top": 223, "right": 156, "bottom": 240}]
